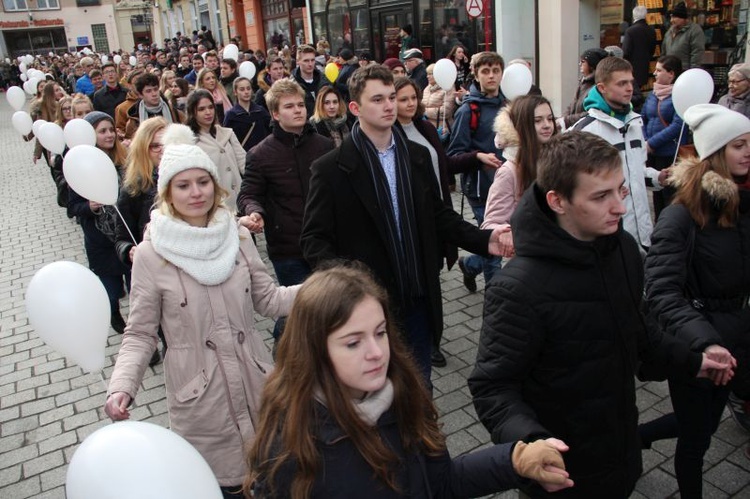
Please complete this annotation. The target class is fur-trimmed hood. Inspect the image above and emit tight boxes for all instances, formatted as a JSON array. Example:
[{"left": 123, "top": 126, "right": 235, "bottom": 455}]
[
  {"left": 493, "top": 106, "right": 519, "bottom": 162},
  {"left": 669, "top": 156, "right": 739, "bottom": 203}
]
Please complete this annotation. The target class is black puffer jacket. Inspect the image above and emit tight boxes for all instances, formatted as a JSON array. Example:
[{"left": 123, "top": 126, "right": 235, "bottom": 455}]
[
  {"left": 254, "top": 404, "right": 523, "bottom": 498},
  {"left": 469, "top": 184, "right": 701, "bottom": 498},
  {"left": 237, "top": 123, "right": 334, "bottom": 260},
  {"left": 645, "top": 161, "right": 750, "bottom": 384}
]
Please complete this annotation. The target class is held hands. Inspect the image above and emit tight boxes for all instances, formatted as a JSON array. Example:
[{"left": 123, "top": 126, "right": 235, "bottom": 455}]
[
  {"left": 657, "top": 167, "right": 671, "bottom": 186},
  {"left": 239, "top": 213, "right": 264, "bottom": 233},
  {"left": 488, "top": 224, "right": 515, "bottom": 258},
  {"left": 477, "top": 152, "right": 503, "bottom": 169},
  {"left": 512, "top": 438, "right": 574, "bottom": 492},
  {"left": 104, "top": 392, "right": 132, "bottom": 421},
  {"left": 698, "top": 345, "right": 737, "bottom": 386}
]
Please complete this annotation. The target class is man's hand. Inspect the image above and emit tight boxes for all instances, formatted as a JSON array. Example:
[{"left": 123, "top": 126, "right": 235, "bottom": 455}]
[
  {"left": 477, "top": 152, "right": 503, "bottom": 169},
  {"left": 239, "top": 213, "right": 264, "bottom": 233},
  {"left": 488, "top": 224, "right": 514, "bottom": 258},
  {"left": 698, "top": 344, "right": 737, "bottom": 386},
  {"left": 512, "top": 438, "right": 574, "bottom": 493}
]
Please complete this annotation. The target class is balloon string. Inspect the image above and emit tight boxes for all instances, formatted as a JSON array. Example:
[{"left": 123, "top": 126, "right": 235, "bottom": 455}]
[
  {"left": 113, "top": 204, "right": 139, "bottom": 246},
  {"left": 672, "top": 122, "right": 686, "bottom": 166}
]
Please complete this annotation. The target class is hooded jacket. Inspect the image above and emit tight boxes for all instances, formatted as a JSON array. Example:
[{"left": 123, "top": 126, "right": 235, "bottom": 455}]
[
  {"left": 645, "top": 159, "right": 750, "bottom": 355},
  {"left": 237, "top": 122, "right": 334, "bottom": 260},
  {"left": 108, "top": 225, "right": 297, "bottom": 487},
  {"left": 482, "top": 107, "right": 520, "bottom": 231},
  {"left": 292, "top": 66, "right": 330, "bottom": 117},
  {"left": 447, "top": 83, "right": 505, "bottom": 206},
  {"left": 469, "top": 183, "right": 702, "bottom": 498},
  {"left": 572, "top": 87, "right": 661, "bottom": 247}
]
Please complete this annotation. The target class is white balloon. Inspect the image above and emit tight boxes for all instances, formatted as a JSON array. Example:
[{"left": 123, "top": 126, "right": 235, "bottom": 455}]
[
  {"left": 30, "top": 69, "right": 45, "bottom": 80},
  {"left": 19, "top": 73, "right": 28, "bottom": 82},
  {"left": 672, "top": 68, "right": 715, "bottom": 119},
  {"left": 23, "top": 77, "right": 39, "bottom": 95},
  {"left": 223, "top": 43, "right": 239, "bottom": 62},
  {"left": 63, "top": 145, "right": 120, "bottom": 205},
  {"left": 11, "top": 111, "right": 33, "bottom": 136},
  {"left": 238, "top": 61, "right": 256, "bottom": 79},
  {"left": 4, "top": 57, "right": 10, "bottom": 64},
  {"left": 19, "top": 62, "right": 27, "bottom": 73},
  {"left": 101, "top": 55, "right": 108, "bottom": 64},
  {"left": 49, "top": 51, "right": 54, "bottom": 57},
  {"left": 113, "top": 54, "right": 122, "bottom": 64},
  {"left": 500, "top": 64, "right": 533, "bottom": 100},
  {"left": 66, "top": 421, "right": 223, "bottom": 499},
  {"left": 433, "top": 58, "right": 457, "bottom": 91},
  {"left": 6, "top": 86, "right": 26, "bottom": 111},
  {"left": 129, "top": 55, "right": 137, "bottom": 66},
  {"left": 32, "top": 119, "right": 47, "bottom": 136},
  {"left": 25, "top": 261, "right": 110, "bottom": 373},
  {"left": 38, "top": 122, "right": 66, "bottom": 155},
  {"left": 25, "top": 54, "right": 34, "bottom": 65},
  {"left": 64, "top": 119, "right": 97, "bottom": 148}
]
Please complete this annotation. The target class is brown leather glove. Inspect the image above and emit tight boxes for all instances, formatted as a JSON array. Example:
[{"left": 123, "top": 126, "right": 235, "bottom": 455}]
[{"left": 511, "top": 440, "right": 568, "bottom": 486}]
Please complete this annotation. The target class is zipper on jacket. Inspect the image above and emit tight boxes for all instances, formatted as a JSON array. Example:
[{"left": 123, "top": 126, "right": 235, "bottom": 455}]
[{"left": 619, "top": 125, "right": 644, "bottom": 246}]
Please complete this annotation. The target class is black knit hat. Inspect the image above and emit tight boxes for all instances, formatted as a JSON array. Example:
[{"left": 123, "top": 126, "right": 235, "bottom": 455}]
[
  {"left": 581, "top": 48, "right": 609, "bottom": 70},
  {"left": 671, "top": 2, "right": 688, "bottom": 19}
]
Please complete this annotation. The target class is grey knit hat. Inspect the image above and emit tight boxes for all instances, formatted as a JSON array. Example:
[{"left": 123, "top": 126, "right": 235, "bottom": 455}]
[{"left": 83, "top": 111, "right": 113, "bottom": 129}]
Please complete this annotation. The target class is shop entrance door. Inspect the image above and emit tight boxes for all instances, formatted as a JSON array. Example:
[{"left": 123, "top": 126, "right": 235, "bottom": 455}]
[{"left": 371, "top": 8, "right": 413, "bottom": 63}]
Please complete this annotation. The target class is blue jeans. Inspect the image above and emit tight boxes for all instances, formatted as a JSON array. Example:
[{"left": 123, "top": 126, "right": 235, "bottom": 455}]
[
  {"left": 271, "top": 258, "right": 311, "bottom": 340},
  {"left": 462, "top": 205, "right": 501, "bottom": 283}
]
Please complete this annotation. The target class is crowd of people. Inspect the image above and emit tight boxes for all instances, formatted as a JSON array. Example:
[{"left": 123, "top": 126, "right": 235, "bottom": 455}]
[{"left": 5, "top": 2, "right": 750, "bottom": 497}]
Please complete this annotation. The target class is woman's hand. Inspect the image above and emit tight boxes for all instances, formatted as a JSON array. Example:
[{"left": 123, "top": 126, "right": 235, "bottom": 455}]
[
  {"left": 699, "top": 345, "right": 737, "bottom": 386},
  {"left": 104, "top": 392, "right": 132, "bottom": 421},
  {"left": 128, "top": 245, "right": 137, "bottom": 263},
  {"left": 512, "top": 438, "right": 574, "bottom": 492},
  {"left": 477, "top": 152, "right": 503, "bottom": 169},
  {"left": 239, "top": 213, "right": 264, "bottom": 233}
]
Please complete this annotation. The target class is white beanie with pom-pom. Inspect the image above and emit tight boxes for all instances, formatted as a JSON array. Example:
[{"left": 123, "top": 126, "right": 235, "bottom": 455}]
[{"left": 157, "top": 123, "right": 219, "bottom": 194}]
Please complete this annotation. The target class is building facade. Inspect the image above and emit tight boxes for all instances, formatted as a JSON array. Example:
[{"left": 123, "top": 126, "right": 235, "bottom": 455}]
[{"left": 1, "top": 0, "right": 121, "bottom": 58}]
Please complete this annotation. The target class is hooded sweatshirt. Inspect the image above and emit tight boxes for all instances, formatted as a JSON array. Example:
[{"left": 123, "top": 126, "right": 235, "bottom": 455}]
[{"left": 447, "top": 83, "right": 505, "bottom": 206}]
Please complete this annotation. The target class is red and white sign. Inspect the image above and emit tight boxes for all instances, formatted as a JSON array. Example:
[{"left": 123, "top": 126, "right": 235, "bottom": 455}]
[{"left": 466, "top": 0, "right": 483, "bottom": 19}]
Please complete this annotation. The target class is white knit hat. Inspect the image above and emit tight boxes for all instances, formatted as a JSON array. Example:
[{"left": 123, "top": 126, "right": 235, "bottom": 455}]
[
  {"left": 157, "top": 124, "right": 219, "bottom": 194},
  {"left": 684, "top": 104, "right": 750, "bottom": 160}
]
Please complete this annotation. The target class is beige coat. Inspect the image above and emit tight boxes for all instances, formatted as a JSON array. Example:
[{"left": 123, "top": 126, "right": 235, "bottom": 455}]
[
  {"left": 196, "top": 126, "right": 246, "bottom": 213},
  {"left": 421, "top": 84, "right": 456, "bottom": 130},
  {"left": 108, "top": 225, "right": 297, "bottom": 486}
]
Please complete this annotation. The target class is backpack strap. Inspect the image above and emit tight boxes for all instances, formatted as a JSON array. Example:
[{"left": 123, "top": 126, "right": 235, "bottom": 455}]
[{"left": 469, "top": 102, "right": 481, "bottom": 134}]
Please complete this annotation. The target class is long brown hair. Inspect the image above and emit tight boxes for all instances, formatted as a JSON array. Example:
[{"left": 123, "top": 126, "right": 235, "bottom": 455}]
[
  {"left": 510, "top": 94, "right": 558, "bottom": 194},
  {"left": 39, "top": 83, "right": 58, "bottom": 122},
  {"left": 672, "top": 152, "right": 740, "bottom": 228},
  {"left": 245, "top": 264, "right": 445, "bottom": 499}
]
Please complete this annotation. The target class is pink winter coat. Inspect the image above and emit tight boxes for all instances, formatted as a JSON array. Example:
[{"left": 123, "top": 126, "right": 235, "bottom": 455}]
[
  {"left": 107, "top": 224, "right": 297, "bottom": 486},
  {"left": 482, "top": 107, "right": 521, "bottom": 231}
]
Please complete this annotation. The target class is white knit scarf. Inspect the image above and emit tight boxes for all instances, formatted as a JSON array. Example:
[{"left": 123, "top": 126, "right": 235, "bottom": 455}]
[
  {"left": 314, "top": 379, "right": 394, "bottom": 427},
  {"left": 149, "top": 207, "right": 239, "bottom": 286}
]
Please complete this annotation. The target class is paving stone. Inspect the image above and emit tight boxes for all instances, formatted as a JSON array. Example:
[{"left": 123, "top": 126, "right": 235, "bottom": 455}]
[
  {"left": 634, "top": 467, "right": 678, "bottom": 498},
  {"left": 0, "top": 476, "right": 40, "bottom": 499},
  {"left": 0, "top": 465, "right": 21, "bottom": 488},
  {"left": 704, "top": 460, "right": 750, "bottom": 494},
  {"left": 38, "top": 432, "right": 77, "bottom": 455},
  {"left": 39, "top": 466, "right": 67, "bottom": 492},
  {"left": 22, "top": 450, "right": 64, "bottom": 478}
]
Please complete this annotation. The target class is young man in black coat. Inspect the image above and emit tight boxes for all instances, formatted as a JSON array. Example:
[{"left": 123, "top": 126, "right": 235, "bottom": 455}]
[
  {"left": 469, "top": 131, "right": 735, "bottom": 498},
  {"left": 238, "top": 78, "right": 334, "bottom": 341},
  {"left": 301, "top": 65, "right": 511, "bottom": 383}
]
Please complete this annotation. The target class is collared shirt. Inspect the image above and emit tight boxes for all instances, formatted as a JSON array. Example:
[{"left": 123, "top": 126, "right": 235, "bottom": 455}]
[{"left": 377, "top": 134, "right": 400, "bottom": 235}]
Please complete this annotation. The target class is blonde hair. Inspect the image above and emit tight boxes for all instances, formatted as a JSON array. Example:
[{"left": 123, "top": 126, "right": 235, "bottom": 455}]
[
  {"left": 265, "top": 78, "right": 305, "bottom": 114},
  {"left": 55, "top": 96, "right": 73, "bottom": 127},
  {"left": 123, "top": 117, "right": 168, "bottom": 196},
  {"left": 160, "top": 70, "right": 176, "bottom": 94}
]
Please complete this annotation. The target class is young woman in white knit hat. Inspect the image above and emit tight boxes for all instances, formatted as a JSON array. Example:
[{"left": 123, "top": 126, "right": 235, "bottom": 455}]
[
  {"left": 104, "top": 123, "right": 299, "bottom": 498},
  {"left": 639, "top": 104, "right": 750, "bottom": 498}
]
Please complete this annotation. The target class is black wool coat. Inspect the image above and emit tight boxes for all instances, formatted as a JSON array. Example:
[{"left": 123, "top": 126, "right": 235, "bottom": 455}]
[{"left": 301, "top": 135, "right": 491, "bottom": 345}]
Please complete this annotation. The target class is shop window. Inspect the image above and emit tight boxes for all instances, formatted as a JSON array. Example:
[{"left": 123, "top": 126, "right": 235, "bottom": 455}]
[
  {"left": 3, "top": 0, "right": 28, "bottom": 11},
  {"left": 76, "top": 0, "right": 101, "bottom": 6},
  {"left": 36, "top": 0, "right": 59, "bottom": 9},
  {"left": 91, "top": 23, "right": 110, "bottom": 54}
]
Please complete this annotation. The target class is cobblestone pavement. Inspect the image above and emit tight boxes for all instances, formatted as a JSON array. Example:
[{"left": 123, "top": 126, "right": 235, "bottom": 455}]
[{"left": 1, "top": 97, "right": 749, "bottom": 498}]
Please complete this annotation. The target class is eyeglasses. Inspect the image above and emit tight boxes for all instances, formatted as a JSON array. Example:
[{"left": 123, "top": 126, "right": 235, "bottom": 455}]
[
  {"left": 149, "top": 143, "right": 164, "bottom": 151},
  {"left": 728, "top": 78, "right": 747, "bottom": 86},
  {"left": 61, "top": 106, "right": 72, "bottom": 112}
]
